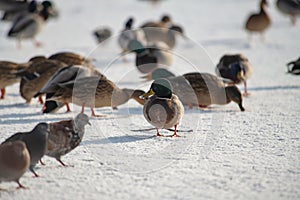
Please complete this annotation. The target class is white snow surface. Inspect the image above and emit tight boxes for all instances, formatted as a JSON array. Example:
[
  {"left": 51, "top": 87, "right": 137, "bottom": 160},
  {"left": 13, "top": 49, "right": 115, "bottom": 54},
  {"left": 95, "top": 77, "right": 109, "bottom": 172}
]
[{"left": 0, "top": 0, "right": 299, "bottom": 199}]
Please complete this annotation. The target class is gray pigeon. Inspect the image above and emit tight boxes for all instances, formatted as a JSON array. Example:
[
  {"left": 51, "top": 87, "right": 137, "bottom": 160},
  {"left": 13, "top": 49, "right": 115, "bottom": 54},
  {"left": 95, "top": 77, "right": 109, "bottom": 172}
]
[
  {"left": 45, "top": 113, "right": 90, "bottom": 166},
  {"left": 2, "top": 123, "right": 49, "bottom": 177},
  {"left": 0, "top": 141, "right": 30, "bottom": 189}
]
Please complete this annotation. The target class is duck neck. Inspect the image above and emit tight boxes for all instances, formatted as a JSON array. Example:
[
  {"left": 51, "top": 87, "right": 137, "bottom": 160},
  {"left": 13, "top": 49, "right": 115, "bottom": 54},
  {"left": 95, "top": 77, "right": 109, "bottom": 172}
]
[
  {"left": 40, "top": 9, "right": 50, "bottom": 21},
  {"left": 260, "top": 0, "right": 267, "bottom": 14}
]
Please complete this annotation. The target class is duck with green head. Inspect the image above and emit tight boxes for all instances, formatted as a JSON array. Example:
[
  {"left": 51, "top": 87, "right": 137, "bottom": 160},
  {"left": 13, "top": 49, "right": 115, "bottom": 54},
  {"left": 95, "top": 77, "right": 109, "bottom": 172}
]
[
  {"left": 142, "top": 78, "right": 184, "bottom": 137},
  {"left": 128, "top": 39, "right": 172, "bottom": 74}
]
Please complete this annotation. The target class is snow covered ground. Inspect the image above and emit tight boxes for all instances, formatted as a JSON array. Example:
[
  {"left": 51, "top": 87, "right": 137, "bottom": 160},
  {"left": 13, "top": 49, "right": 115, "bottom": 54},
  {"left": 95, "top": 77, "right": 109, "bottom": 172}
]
[{"left": 0, "top": 0, "right": 300, "bottom": 199}]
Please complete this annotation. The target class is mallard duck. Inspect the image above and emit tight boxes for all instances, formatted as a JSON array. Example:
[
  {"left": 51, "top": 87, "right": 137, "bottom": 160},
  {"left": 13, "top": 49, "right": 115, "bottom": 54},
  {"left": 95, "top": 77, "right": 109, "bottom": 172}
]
[
  {"left": 277, "top": 0, "right": 300, "bottom": 25},
  {"left": 142, "top": 69, "right": 245, "bottom": 111},
  {"left": 216, "top": 54, "right": 253, "bottom": 96},
  {"left": 0, "top": 141, "right": 30, "bottom": 189},
  {"left": 37, "top": 65, "right": 105, "bottom": 113},
  {"left": 48, "top": 51, "right": 94, "bottom": 67},
  {"left": 287, "top": 57, "right": 300, "bottom": 75},
  {"left": 128, "top": 39, "right": 173, "bottom": 74},
  {"left": 93, "top": 27, "right": 112, "bottom": 43},
  {"left": 245, "top": 0, "right": 271, "bottom": 41},
  {"left": 141, "top": 67, "right": 175, "bottom": 80},
  {"left": 18, "top": 59, "right": 67, "bottom": 104},
  {"left": 141, "top": 78, "right": 184, "bottom": 137},
  {"left": 181, "top": 73, "right": 245, "bottom": 111},
  {"left": 118, "top": 17, "right": 147, "bottom": 56},
  {"left": 0, "top": 0, "right": 28, "bottom": 11},
  {"left": 1, "top": 0, "right": 38, "bottom": 22},
  {"left": 142, "top": 25, "right": 185, "bottom": 49},
  {"left": 7, "top": 1, "right": 57, "bottom": 48},
  {"left": 140, "top": 14, "right": 172, "bottom": 28},
  {"left": 47, "top": 76, "right": 145, "bottom": 117},
  {"left": 0, "top": 60, "right": 29, "bottom": 99},
  {"left": 38, "top": 51, "right": 102, "bottom": 113}
]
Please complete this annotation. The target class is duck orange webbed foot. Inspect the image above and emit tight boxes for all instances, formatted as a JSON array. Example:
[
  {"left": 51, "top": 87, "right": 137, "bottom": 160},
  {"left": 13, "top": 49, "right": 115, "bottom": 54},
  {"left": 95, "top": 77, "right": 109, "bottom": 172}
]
[{"left": 243, "top": 92, "right": 250, "bottom": 97}]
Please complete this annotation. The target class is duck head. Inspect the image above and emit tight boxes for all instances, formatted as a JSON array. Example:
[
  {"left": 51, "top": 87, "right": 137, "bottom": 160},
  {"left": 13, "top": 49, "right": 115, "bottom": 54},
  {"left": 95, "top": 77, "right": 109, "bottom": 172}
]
[
  {"left": 142, "top": 78, "right": 173, "bottom": 99},
  {"left": 260, "top": 0, "right": 268, "bottom": 9},
  {"left": 40, "top": 1, "right": 58, "bottom": 20},
  {"left": 229, "top": 62, "right": 246, "bottom": 82},
  {"left": 128, "top": 39, "right": 146, "bottom": 54},
  {"left": 125, "top": 17, "right": 134, "bottom": 29}
]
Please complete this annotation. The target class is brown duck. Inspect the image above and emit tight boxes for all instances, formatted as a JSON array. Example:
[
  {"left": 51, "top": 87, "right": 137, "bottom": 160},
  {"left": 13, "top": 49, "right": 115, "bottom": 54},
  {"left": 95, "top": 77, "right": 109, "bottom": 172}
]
[
  {"left": 48, "top": 76, "right": 145, "bottom": 117},
  {"left": 245, "top": 0, "right": 271, "bottom": 40}
]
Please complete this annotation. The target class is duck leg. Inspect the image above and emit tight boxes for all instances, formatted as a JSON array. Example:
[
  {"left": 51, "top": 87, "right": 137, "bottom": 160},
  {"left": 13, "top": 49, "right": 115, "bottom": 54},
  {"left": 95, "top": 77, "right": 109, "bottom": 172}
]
[
  {"left": 16, "top": 180, "right": 27, "bottom": 189},
  {"left": 81, "top": 104, "right": 85, "bottom": 114},
  {"left": 16, "top": 39, "right": 21, "bottom": 49},
  {"left": 260, "top": 33, "right": 265, "bottom": 42},
  {"left": 247, "top": 34, "right": 252, "bottom": 43},
  {"left": 38, "top": 95, "right": 44, "bottom": 104},
  {"left": 290, "top": 15, "right": 296, "bottom": 26},
  {"left": 243, "top": 80, "right": 250, "bottom": 96},
  {"left": 32, "top": 39, "right": 42, "bottom": 47},
  {"left": 0, "top": 88, "right": 5, "bottom": 99},
  {"left": 65, "top": 102, "right": 71, "bottom": 112},
  {"left": 166, "top": 125, "right": 180, "bottom": 137},
  {"left": 156, "top": 128, "right": 164, "bottom": 137}
]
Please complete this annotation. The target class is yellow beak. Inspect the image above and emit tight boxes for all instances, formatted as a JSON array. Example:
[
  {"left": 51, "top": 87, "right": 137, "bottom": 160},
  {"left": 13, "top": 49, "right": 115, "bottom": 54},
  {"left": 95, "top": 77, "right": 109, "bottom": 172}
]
[
  {"left": 140, "top": 89, "right": 155, "bottom": 99},
  {"left": 237, "top": 71, "right": 245, "bottom": 81}
]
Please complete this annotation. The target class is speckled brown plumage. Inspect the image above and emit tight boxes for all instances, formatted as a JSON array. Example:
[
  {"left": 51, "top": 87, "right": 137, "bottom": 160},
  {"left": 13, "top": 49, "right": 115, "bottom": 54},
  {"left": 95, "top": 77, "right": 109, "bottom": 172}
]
[
  {"left": 19, "top": 59, "right": 67, "bottom": 103},
  {"left": 0, "top": 61, "right": 29, "bottom": 99},
  {"left": 48, "top": 76, "right": 145, "bottom": 116},
  {"left": 48, "top": 52, "right": 93, "bottom": 67}
]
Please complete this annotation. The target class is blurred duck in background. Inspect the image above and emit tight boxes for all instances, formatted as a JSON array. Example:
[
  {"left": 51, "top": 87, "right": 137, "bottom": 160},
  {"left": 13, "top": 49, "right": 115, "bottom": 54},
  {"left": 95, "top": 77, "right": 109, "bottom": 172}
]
[
  {"left": 276, "top": 0, "right": 300, "bottom": 26},
  {"left": 216, "top": 54, "right": 253, "bottom": 96},
  {"left": 286, "top": 57, "right": 300, "bottom": 75},
  {"left": 6, "top": 0, "right": 58, "bottom": 48},
  {"left": 140, "top": 14, "right": 172, "bottom": 28},
  {"left": 93, "top": 26, "right": 112, "bottom": 44},
  {"left": 118, "top": 17, "right": 147, "bottom": 57},
  {"left": 128, "top": 39, "right": 173, "bottom": 74},
  {"left": 0, "top": 0, "right": 38, "bottom": 22},
  {"left": 245, "top": 0, "right": 271, "bottom": 41},
  {"left": 142, "top": 24, "right": 185, "bottom": 49}
]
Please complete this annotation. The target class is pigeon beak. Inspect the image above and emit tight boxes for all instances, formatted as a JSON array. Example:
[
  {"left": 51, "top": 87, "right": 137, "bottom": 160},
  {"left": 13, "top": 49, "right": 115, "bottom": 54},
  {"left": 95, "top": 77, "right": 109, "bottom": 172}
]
[
  {"left": 140, "top": 89, "right": 155, "bottom": 99},
  {"left": 88, "top": 121, "right": 91, "bottom": 126}
]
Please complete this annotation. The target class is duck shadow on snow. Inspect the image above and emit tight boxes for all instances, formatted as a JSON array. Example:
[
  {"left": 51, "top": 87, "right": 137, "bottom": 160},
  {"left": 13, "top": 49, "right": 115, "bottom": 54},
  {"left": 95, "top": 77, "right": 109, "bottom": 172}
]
[
  {"left": 0, "top": 112, "right": 71, "bottom": 125},
  {"left": 82, "top": 134, "right": 154, "bottom": 146},
  {"left": 249, "top": 85, "right": 300, "bottom": 92}
]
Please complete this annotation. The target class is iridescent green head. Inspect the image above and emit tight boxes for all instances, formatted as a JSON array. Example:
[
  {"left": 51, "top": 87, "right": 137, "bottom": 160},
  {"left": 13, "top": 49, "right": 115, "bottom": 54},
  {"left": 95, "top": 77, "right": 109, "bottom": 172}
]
[{"left": 143, "top": 78, "right": 173, "bottom": 99}]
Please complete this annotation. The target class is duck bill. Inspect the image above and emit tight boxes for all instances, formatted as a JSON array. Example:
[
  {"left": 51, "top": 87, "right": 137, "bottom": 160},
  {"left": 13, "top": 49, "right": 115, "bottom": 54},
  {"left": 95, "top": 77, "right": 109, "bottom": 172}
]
[
  {"left": 237, "top": 71, "right": 245, "bottom": 81},
  {"left": 140, "top": 89, "right": 155, "bottom": 99}
]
